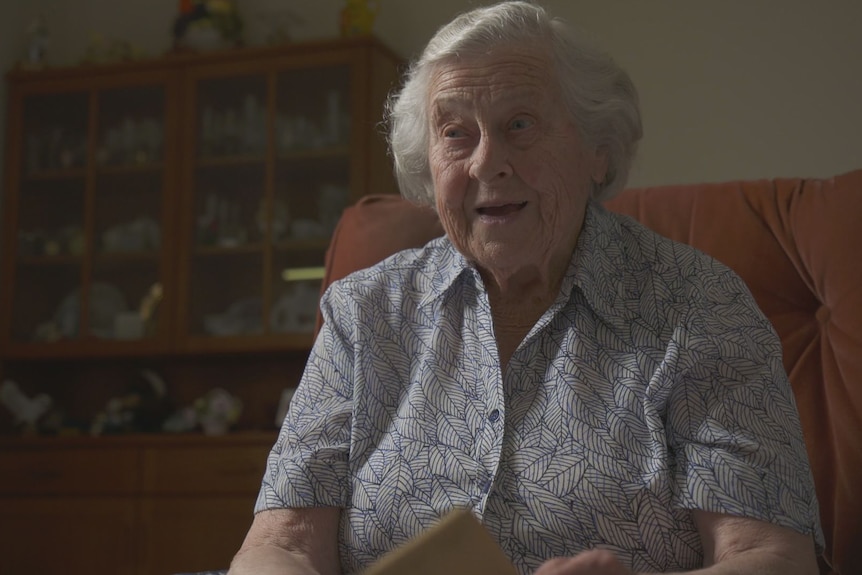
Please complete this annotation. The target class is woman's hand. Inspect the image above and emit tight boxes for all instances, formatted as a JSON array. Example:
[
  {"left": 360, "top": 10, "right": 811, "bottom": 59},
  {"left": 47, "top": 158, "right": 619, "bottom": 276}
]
[{"left": 534, "top": 549, "right": 634, "bottom": 575}]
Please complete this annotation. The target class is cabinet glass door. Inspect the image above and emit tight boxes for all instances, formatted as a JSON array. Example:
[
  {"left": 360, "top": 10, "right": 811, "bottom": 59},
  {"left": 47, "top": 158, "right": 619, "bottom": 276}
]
[
  {"left": 11, "top": 92, "right": 89, "bottom": 343},
  {"left": 270, "top": 65, "right": 350, "bottom": 335},
  {"left": 91, "top": 85, "right": 167, "bottom": 341},
  {"left": 7, "top": 79, "right": 173, "bottom": 351},
  {"left": 188, "top": 74, "right": 267, "bottom": 339},
  {"left": 185, "top": 63, "right": 353, "bottom": 342}
]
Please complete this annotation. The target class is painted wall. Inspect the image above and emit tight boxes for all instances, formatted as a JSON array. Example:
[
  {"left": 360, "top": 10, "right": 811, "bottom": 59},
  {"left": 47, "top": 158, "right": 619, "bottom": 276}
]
[{"left": 2, "top": 0, "right": 860, "bottom": 191}]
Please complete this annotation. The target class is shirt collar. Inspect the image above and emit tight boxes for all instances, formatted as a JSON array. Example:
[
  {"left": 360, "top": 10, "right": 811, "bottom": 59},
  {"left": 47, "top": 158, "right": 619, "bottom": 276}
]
[
  {"left": 564, "top": 201, "right": 628, "bottom": 321},
  {"left": 417, "top": 237, "right": 475, "bottom": 308}
]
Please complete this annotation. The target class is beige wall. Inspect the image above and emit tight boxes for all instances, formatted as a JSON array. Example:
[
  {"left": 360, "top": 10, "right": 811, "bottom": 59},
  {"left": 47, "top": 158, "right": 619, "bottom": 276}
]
[{"left": 1, "top": 0, "right": 860, "bottom": 191}]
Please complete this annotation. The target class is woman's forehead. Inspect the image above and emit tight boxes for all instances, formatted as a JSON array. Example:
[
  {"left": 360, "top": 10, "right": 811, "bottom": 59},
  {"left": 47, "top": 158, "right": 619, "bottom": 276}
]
[
  {"left": 429, "top": 85, "right": 548, "bottom": 119},
  {"left": 428, "top": 50, "right": 555, "bottom": 106}
]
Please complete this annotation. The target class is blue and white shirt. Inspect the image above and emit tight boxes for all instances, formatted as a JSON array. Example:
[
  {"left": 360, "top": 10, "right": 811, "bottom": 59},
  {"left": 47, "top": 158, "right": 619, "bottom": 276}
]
[{"left": 256, "top": 201, "right": 823, "bottom": 574}]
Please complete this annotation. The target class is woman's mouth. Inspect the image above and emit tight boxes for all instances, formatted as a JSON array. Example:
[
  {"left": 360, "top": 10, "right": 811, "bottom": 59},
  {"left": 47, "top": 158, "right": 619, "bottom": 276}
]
[{"left": 476, "top": 201, "right": 528, "bottom": 218}]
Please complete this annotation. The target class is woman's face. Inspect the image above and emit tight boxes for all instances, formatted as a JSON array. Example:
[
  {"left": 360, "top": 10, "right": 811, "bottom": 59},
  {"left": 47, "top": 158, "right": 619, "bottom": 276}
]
[{"left": 427, "top": 46, "right": 605, "bottom": 284}]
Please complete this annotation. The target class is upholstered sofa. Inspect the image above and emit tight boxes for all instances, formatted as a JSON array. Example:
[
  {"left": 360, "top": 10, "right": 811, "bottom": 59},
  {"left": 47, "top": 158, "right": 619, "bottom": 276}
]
[{"left": 317, "top": 169, "right": 861, "bottom": 575}]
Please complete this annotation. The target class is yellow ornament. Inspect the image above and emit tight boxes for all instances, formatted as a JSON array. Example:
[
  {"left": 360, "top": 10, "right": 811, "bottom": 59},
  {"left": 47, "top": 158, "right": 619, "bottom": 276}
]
[{"left": 340, "top": 0, "right": 378, "bottom": 38}]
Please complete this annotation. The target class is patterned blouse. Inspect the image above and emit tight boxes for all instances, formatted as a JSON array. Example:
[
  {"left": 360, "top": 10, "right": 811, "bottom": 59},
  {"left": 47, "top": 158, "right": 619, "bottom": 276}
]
[{"left": 256, "top": 201, "right": 823, "bottom": 574}]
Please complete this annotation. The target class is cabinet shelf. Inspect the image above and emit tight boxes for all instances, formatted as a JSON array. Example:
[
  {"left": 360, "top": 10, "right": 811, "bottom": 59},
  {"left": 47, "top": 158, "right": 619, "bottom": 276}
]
[
  {"left": 196, "top": 154, "right": 265, "bottom": 168},
  {"left": 16, "top": 254, "right": 83, "bottom": 266},
  {"left": 94, "top": 251, "right": 160, "bottom": 263},
  {"left": 1, "top": 338, "right": 171, "bottom": 360},
  {"left": 182, "top": 331, "right": 314, "bottom": 354},
  {"left": 190, "top": 240, "right": 331, "bottom": 256},
  {"left": 193, "top": 243, "right": 265, "bottom": 257},
  {"left": 0, "top": 429, "right": 277, "bottom": 449},
  {"left": 96, "top": 162, "right": 164, "bottom": 175},
  {"left": 194, "top": 148, "right": 354, "bottom": 168},
  {"left": 23, "top": 168, "right": 87, "bottom": 182},
  {"left": 273, "top": 238, "right": 330, "bottom": 252},
  {"left": 278, "top": 145, "right": 350, "bottom": 161}
]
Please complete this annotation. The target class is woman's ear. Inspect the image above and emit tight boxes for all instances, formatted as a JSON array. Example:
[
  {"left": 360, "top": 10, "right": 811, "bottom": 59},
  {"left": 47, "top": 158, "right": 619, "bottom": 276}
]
[{"left": 591, "top": 148, "right": 609, "bottom": 185}]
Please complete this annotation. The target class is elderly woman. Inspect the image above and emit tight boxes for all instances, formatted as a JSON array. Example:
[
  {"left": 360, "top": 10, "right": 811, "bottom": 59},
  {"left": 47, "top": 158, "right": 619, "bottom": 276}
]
[{"left": 230, "top": 2, "right": 822, "bottom": 574}]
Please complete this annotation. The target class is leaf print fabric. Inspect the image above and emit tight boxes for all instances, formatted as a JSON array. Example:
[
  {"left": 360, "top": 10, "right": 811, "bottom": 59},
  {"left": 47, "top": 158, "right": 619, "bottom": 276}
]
[{"left": 256, "top": 202, "right": 823, "bottom": 575}]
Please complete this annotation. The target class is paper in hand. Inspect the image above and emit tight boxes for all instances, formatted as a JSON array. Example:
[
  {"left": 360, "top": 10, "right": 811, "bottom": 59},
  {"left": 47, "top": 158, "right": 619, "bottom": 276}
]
[{"left": 361, "top": 508, "right": 518, "bottom": 575}]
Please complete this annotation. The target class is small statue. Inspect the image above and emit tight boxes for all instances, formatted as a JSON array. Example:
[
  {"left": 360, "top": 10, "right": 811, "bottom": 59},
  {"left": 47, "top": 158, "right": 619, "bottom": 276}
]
[
  {"left": 340, "top": 0, "right": 378, "bottom": 38},
  {"left": 139, "top": 282, "right": 164, "bottom": 336},
  {"left": 0, "top": 379, "right": 52, "bottom": 434}
]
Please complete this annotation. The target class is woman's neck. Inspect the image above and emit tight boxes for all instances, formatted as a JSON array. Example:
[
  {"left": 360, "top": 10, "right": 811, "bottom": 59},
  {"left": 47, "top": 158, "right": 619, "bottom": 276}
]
[
  {"left": 477, "top": 231, "right": 578, "bottom": 369},
  {"left": 487, "top": 281, "right": 560, "bottom": 370}
]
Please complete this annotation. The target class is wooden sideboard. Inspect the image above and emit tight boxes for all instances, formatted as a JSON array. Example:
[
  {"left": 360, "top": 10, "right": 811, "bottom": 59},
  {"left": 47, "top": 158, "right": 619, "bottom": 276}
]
[{"left": 0, "top": 432, "right": 275, "bottom": 575}]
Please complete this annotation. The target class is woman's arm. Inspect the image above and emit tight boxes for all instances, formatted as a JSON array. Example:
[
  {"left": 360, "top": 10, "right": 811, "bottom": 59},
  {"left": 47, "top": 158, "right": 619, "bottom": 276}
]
[
  {"left": 228, "top": 507, "right": 342, "bottom": 575},
  {"left": 693, "top": 510, "right": 818, "bottom": 574},
  {"left": 534, "top": 511, "right": 818, "bottom": 575}
]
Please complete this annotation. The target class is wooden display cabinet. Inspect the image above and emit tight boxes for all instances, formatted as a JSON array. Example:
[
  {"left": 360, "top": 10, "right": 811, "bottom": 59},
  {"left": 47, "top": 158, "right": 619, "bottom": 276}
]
[{"left": 0, "top": 37, "right": 402, "bottom": 575}]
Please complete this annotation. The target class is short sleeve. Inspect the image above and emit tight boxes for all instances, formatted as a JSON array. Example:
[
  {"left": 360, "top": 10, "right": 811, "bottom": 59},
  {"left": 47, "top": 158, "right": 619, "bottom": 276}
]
[
  {"left": 665, "top": 270, "right": 823, "bottom": 547},
  {"left": 255, "top": 286, "right": 355, "bottom": 512}
]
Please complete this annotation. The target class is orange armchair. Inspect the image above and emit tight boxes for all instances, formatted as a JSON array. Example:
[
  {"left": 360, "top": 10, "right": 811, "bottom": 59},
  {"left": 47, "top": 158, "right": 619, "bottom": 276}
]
[{"left": 319, "top": 169, "right": 862, "bottom": 574}]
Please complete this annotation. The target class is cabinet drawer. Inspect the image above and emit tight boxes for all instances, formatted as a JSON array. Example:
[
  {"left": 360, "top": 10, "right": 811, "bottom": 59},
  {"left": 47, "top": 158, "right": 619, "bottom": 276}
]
[
  {"left": 0, "top": 448, "right": 139, "bottom": 495},
  {"left": 139, "top": 496, "right": 256, "bottom": 574},
  {"left": 0, "top": 497, "right": 138, "bottom": 575},
  {"left": 143, "top": 445, "right": 270, "bottom": 495}
]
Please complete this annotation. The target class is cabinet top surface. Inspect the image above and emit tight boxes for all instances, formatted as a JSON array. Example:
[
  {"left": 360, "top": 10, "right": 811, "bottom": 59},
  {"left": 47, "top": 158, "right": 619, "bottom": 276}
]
[{"left": 7, "top": 35, "right": 401, "bottom": 84}]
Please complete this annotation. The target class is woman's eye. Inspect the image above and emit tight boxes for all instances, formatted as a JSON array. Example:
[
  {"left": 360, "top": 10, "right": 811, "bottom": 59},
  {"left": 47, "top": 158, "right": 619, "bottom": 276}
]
[
  {"left": 509, "top": 117, "right": 533, "bottom": 131},
  {"left": 444, "top": 126, "right": 464, "bottom": 138}
]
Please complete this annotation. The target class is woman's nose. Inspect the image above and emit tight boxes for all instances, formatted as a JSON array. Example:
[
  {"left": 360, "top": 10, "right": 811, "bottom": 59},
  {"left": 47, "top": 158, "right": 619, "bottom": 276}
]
[{"left": 468, "top": 132, "right": 513, "bottom": 182}]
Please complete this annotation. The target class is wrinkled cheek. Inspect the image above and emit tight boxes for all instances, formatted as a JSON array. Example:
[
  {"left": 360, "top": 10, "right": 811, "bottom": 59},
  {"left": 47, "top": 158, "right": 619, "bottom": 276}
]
[
  {"left": 431, "top": 157, "right": 474, "bottom": 256},
  {"left": 437, "top": 207, "right": 471, "bottom": 255},
  {"left": 537, "top": 185, "right": 580, "bottom": 247},
  {"left": 538, "top": 209, "right": 558, "bottom": 245}
]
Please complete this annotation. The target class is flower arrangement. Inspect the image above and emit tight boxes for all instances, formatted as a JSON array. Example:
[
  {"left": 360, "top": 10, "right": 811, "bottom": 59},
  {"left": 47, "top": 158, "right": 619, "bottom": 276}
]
[
  {"left": 194, "top": 387, "right": 243, "bottom": 435},
  {"left": 173, "top": 0, "right": 244, "bottom": 51}
]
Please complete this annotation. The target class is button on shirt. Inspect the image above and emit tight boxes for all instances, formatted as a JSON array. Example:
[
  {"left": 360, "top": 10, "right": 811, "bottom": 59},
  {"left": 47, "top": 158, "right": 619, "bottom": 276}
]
[{"left": 256, "top": 202, "right": 823, "bottom": 574}]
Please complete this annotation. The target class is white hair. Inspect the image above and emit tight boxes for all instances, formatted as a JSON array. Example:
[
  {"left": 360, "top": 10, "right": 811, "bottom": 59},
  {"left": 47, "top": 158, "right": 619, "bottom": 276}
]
[{"left": 386, "top": 1, "right": 642, "bottom": 205}]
